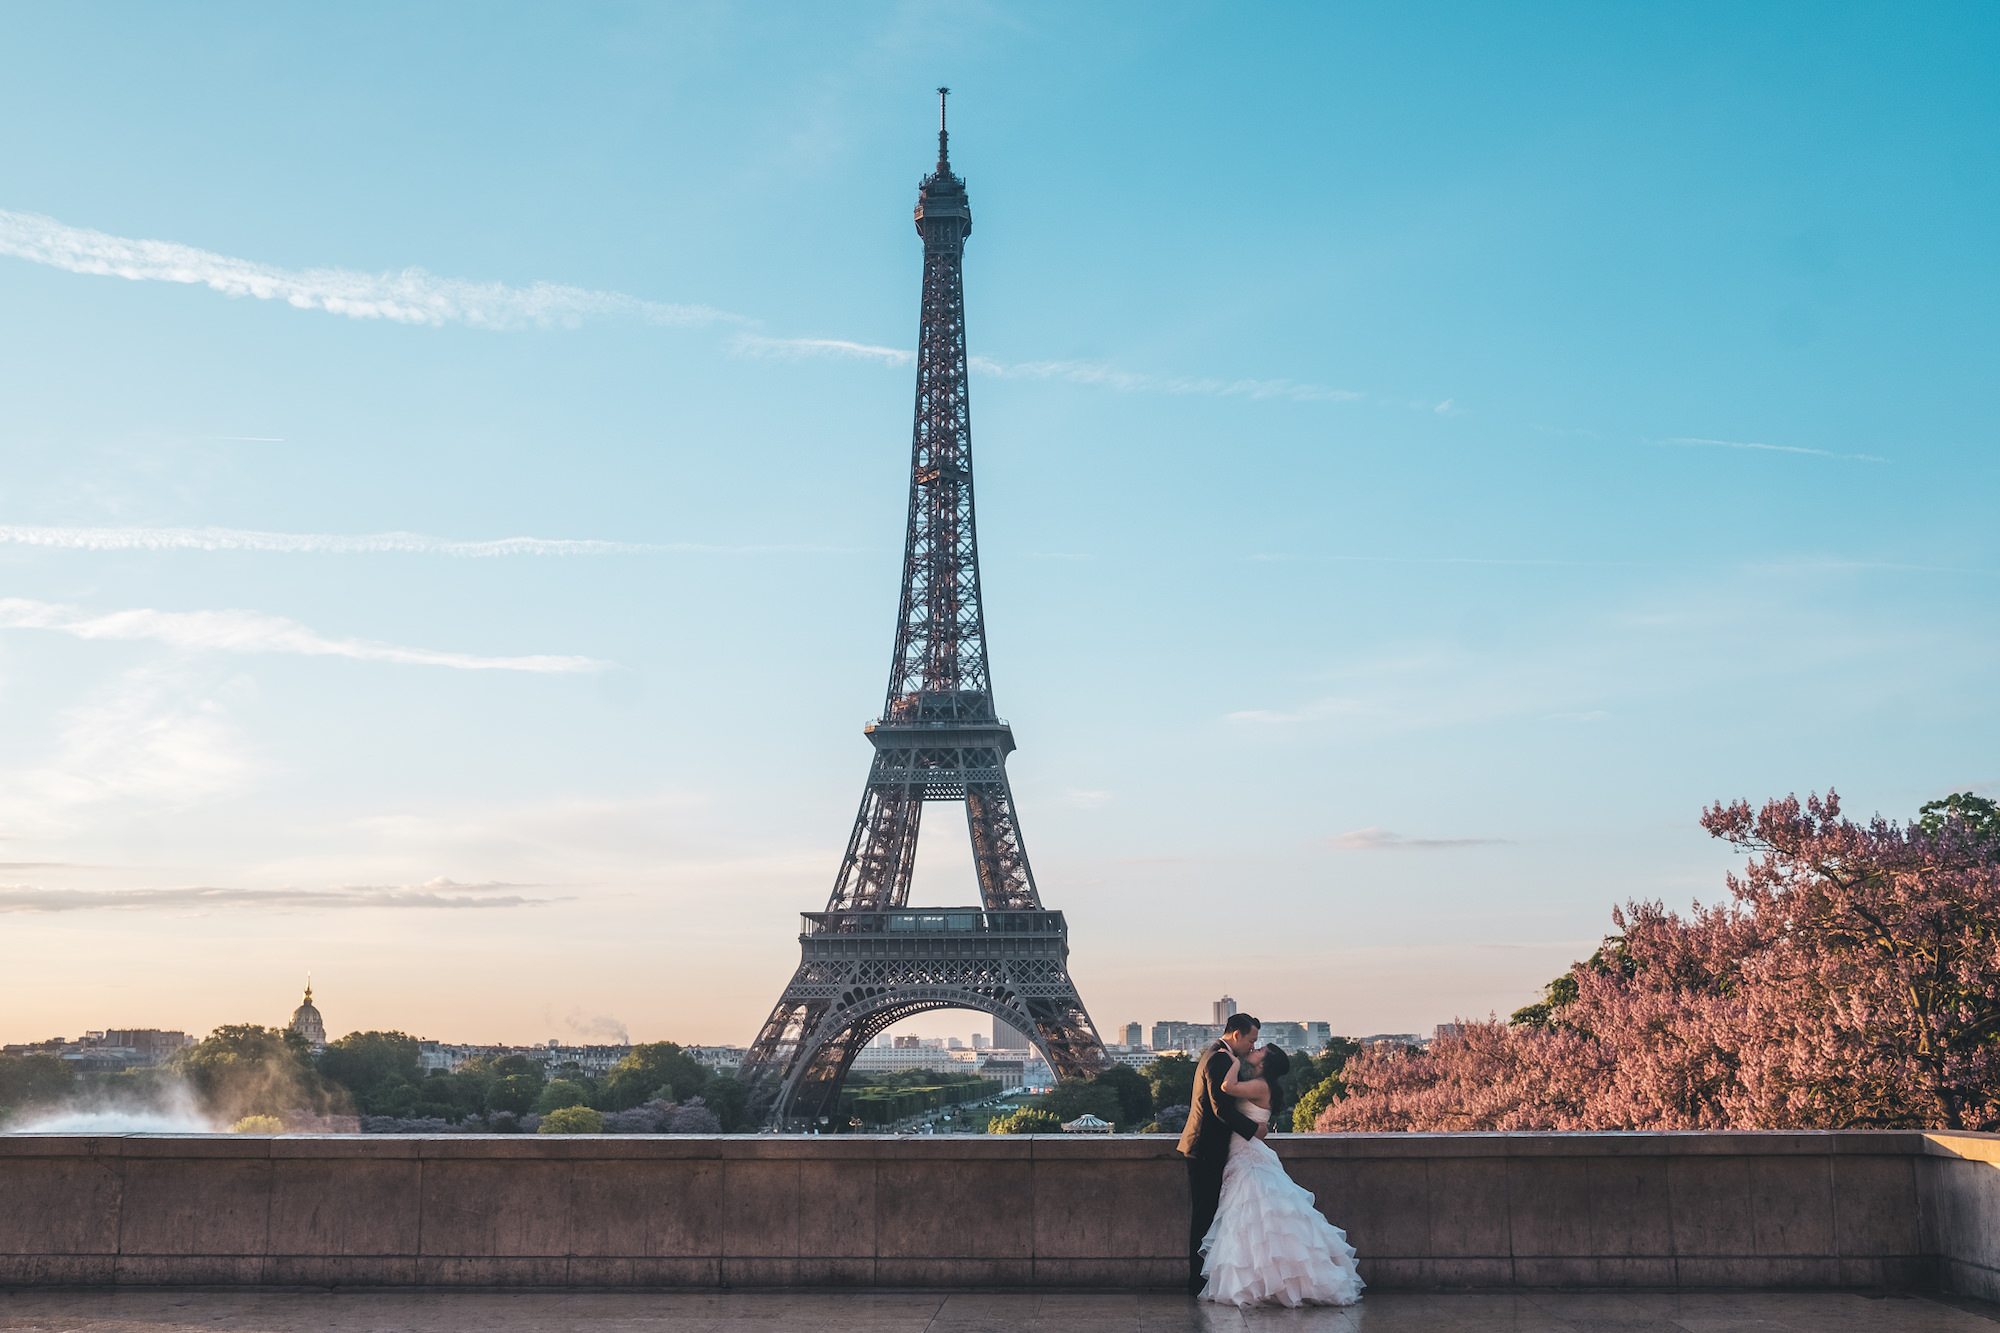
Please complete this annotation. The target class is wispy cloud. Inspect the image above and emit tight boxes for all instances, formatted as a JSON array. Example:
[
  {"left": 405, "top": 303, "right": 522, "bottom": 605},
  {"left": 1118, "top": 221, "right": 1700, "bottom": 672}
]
[
  {"left": 0, "top": 598, "right": 604, "bottom": 672},
  {"left": 0, "top": 878, "right": 552, "bottom": 913},
  {"left": 1659, "top": 436, "right": 1887, "bottom": 463},
  {"left": 0, "top": 667, "right": 262, "bottom": 825},
  {"left": 5, "top": 209, "right": 1367, "bottom": 408},
  {"left": 1331, "top": 827, "right": 1512, "bottom": 851},
  {"left": 732, "top": 333, "right": 1361, "bottom": 403},
  {"left": 969, "top": 356, "right": 1361, "bottom": 403},
  {"left": 0, "top": 209, "right": 738, "bottom": 330},
  {"left": 0, "top": 524, "right": 838, "bottom": 557},
  {"left": 732, "top": 333, "right": 913, "bottom": 365}
]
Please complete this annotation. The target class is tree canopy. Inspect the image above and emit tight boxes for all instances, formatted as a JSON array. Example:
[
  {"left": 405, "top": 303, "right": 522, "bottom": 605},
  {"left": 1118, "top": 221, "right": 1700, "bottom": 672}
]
[
  {"left": 0, "top": 1053, "right": 73, "bottom": 1119},
  {"left": 1140, "top": 1052, "right": 1196, "bottom": 1111},
  {"left": 989, "top": 1106, "right": 1062, "bottom": 1134},
  {"left": 601, "top": 1042, "right": 708, "bottom": 1111},
  {"left": 1319, "top": 791, "right": 2000, "bottom": 1133},
  {"left": 176, "top": 1024, "right": 332, "bottom": 1122}
]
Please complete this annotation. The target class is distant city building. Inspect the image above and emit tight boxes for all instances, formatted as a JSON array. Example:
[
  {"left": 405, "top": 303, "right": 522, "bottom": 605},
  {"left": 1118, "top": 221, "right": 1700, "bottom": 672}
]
[
  {"left": 1260, "top": 1021, "right": 1308, "bottom": 1050},
  {"left": 687, "top": 1045, "right": 747, "bottom": 1073},
  {"left": 1107, "top": 1050, "right": 1156, "bottom": 1070},
  {"left": 971, "top": 1033, "right": 989, "bottom": 1050},
  {"left": 1306, "top": 1022, "right": 1332, "bottom": 1048},
  {"left": 1358, "top": 1033, "right": 1424, "bottom": 1049},
  {"left": 100, "top": 1030, "right": 194, "bottom": 1062},
  {"left": 417, "top": 1041, "right": 634, "bottom": 1078},
  {"left": 7, "top": 1030, "right": 196, "bottom": 1072},
  {"left": 1121, "top": 1022, "right": 1144, "bottom": 1048},
  {"left": 947, "top": 1037, "right": 965, "bottom": 1050},
  {"left": 850, "top": 1046, "right": 964, "bottom": 1074},
  {"left": 288, "top": 982, "right": 326, "bottom": 1051},
  {"left": 991, "top": 1017, "right": 1032, "bottom": 1050},
  {"left": 979, "top": 1059, "right": 1024, "bottom": 1091},
  {"left": 1212, "top": 996, "right": 1238, "bottom": 1025},
  {"left": 1434, "top": 1023, "right": 1464, "bottom": 1041},
  {"left": 1151, "top": 1020, "right": 1224, "bottom": 1052}
]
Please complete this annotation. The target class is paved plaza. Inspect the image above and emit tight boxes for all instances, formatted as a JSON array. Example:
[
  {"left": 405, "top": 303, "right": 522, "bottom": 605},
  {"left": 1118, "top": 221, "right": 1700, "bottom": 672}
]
[{"left": 1, "top": 1290, "right": 1997, "bottom": 1333}]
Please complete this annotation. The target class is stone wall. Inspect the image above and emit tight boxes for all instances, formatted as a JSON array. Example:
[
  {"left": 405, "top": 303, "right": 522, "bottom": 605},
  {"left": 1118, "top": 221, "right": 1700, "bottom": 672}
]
[
  {"left": 0, "top": 1130, "right": 1994, "bottom": 1292},
  {"left": 1925, "top": 1133, "right": 2000, "bottom": 1304}
]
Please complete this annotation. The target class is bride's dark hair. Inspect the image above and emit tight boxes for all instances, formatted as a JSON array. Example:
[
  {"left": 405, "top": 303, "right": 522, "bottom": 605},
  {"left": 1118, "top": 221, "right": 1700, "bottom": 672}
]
[{"left": 1258, "top": 1044, "right": 1292, "bottom": 1120}]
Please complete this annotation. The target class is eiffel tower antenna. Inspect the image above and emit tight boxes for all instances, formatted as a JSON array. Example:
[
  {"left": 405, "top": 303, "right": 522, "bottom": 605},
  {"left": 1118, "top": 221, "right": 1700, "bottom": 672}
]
[{"left": 740, "top": 96, "right": 1110, "bottom": 1129}]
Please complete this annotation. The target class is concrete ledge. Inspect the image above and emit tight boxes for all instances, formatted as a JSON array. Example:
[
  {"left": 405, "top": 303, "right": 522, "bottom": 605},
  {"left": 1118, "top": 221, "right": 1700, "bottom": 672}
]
[{"left": 0, "top": 1131, "right": 1993, "bottom": 1293}]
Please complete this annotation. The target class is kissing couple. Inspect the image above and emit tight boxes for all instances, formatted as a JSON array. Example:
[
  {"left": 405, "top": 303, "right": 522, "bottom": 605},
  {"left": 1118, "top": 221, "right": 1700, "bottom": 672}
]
[{"left": 1175, "top": 1012, "right": 1365, "bottom": 1308}]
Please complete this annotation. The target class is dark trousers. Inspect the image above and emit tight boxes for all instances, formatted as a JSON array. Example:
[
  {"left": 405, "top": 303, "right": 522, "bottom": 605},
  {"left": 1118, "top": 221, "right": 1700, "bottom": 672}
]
[{"left": 1186, "top": 1154, "right": 1227, "bottom": 1294}]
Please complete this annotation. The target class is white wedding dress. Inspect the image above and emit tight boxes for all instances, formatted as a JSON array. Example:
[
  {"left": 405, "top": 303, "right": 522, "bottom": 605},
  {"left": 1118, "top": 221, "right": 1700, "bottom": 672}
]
[{"left": 1198, "top": 1101, "right": 1365, "bottom": 1308}]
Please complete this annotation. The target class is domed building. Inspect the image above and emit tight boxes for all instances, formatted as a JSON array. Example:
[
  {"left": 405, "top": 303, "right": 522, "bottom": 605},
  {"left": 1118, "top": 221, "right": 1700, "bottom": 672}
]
[{"left": 289, "top": 980, "right": 326, "bottom": 1051}]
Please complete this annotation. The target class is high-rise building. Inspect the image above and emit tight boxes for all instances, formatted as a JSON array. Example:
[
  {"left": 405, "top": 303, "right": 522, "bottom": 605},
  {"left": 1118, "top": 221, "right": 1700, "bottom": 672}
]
[
  {"left": 1121, "top": 1022, "right": 1143, "bottom": 1048},
  {"left": 992, "top": 1017, "right": 1032, "bottom": 1050},
  {"left": 1260, "top": 1021, "right": 1308, "bottom": 1050},
  {"left": 971, "top": 1033, "right": 989, "bottom": 1050},
  {"left": 1151, "top": 1020, "right": 1225, "bottom": 1052},
  {"left": 1212, "top": 996, "right": 1238, "bottom": 1024}
]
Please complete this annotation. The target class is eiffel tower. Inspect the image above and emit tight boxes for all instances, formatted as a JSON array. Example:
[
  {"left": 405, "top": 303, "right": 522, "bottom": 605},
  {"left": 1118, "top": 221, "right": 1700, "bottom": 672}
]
[{"left": 740, "top": 91, "right": 1111, "bottom": 1129}]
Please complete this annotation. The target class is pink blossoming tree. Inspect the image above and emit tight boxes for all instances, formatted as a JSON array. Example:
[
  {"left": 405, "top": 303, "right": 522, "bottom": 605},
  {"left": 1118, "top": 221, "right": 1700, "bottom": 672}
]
[{"left": 1317, "top": 791, "right": 2000, "bottom": 1133}]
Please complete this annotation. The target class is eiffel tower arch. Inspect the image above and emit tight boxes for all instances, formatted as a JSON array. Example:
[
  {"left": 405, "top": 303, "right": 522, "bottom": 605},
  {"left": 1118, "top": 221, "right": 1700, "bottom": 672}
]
[{"left": 739, "top": 92, "right": 1111, "bottom": 1129}]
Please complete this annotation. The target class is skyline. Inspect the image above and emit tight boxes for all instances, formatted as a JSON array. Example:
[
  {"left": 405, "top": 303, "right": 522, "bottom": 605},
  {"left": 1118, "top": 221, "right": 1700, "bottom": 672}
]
[{"left": 2, "top": 5, "right": 1997, "bottom": 1047}]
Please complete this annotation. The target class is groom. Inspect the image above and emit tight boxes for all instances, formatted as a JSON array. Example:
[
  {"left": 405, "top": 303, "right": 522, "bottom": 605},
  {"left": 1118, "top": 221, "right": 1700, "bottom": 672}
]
[{"left": 1177, "top": 1012, "right": 1264, "bottom": 1295}]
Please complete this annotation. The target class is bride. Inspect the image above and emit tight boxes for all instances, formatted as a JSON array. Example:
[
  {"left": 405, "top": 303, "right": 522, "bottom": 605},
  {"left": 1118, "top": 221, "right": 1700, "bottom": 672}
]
[{"left": 1198, "top": 1044, "right": 1366, "bottom": 1308}]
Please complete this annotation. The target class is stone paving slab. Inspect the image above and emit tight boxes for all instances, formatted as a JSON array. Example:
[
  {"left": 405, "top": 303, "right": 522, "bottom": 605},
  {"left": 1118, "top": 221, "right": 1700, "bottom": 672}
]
[{"left": 0, "top": 1291, "right": 1996, "bottom": 1332}]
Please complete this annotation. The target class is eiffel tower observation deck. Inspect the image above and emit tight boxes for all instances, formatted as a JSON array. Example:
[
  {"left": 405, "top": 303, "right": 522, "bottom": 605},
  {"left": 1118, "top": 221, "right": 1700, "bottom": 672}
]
[{"left": 739, "top": 92, "right": 1111, "bottom": 1129}]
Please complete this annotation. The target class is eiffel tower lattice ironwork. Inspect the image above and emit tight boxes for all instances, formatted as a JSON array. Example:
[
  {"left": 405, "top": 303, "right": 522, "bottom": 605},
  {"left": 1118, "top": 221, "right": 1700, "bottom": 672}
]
[{"left": 740, "top": 91, "right": 1111, "bottom": 1129}]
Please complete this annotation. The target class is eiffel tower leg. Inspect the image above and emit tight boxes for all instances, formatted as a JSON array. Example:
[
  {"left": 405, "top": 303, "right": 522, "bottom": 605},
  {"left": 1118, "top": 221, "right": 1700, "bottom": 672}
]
[
  {"left": 967, "top": 779, "right": 1109, "bottom": 1075},
  {"left": 965, "top": 778, "right": 1038, "bottom": 912},
  {"left": 828, "top": 766, "right": 923, "bottom": 912}
]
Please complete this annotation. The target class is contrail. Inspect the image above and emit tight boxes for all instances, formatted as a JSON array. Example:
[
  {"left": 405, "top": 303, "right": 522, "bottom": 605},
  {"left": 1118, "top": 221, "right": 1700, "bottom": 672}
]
[
  {"left": 1659, "top": 437, "right": 1886, "bottom": 463},
  {"left": 0, "top": 879, "right": 555, "bottom": 912},
  {"left": 732, "top": 333, "right": 1359, "bottom": 403},
  {"left": 0, "top": 598, "right": 606, "bottom": 673},
  {"left": 0, "top": 209, "right": 740, "bottom": 330},
  {"left": 0, "top": 207, "right": 1366, "bottom": 404}
]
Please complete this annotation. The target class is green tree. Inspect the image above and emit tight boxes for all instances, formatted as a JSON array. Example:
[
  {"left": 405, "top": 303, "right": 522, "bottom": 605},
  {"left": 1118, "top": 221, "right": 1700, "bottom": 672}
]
[
  {"left": 700, "top": 1076, "right": 751, "bottom": 1132},
  {"left": 485, "top": 1073, "right": 544, "bottom": 1115},
  {"left": 176, "top": 1025, "right": 330, "bottom": 1121},
  {"left": 1034, "top": 1076, "right": 1124, "bottom": 1127},
  {"left": 534, "top": 1079, "right": 589, "bottom": 1114},
  {"left": 1091, "top": 1063, "right": 1154, "bottom": 1126},
  {"left": 412, "top": 1071, "right": 485, "bottom": 1123},
  {"left": 1141, "top": 1052, "right": 1196, "bottom": 1110},
  {"left": 317, "top": 1031, "right": 424, "bottom": 1115},
  {"left": 1290, "top": 1072, "right": 1346, "bottom": 1133},
  {"left": 538, "top": 1105, "right": 604, "bottom": 1134},
  {"left": 990, "top": 1106, "right": 1062, "bottom": 1134},
  {"left": 0, "top": 1053, "right": 74, "bottom": 1118},
  {"left": 601, "top": 1042, "right": 709, "bottom": 1111},
  {"left": 1917, "top": 792, "right": 2000, "bottom": 844}
]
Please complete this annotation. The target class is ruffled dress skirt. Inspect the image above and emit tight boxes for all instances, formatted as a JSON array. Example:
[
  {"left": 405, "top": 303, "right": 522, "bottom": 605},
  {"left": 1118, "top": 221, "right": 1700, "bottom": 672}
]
[{"left": 1199, "top": 1133, "right": 1365, "bottom": 1308}]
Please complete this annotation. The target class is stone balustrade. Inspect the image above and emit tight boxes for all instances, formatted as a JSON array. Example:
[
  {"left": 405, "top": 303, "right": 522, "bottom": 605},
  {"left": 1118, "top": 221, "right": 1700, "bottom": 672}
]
[{"left": 1, "top": 1131, "right": 1995, "bottom": 1295}]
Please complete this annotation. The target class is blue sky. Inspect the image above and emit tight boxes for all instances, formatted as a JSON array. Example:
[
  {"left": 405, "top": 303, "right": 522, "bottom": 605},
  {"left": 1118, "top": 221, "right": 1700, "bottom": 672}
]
[{"left": 1, "top": 4, "right": 1994, "bottom": 1047}]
